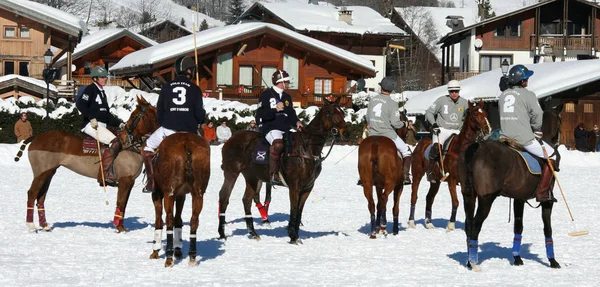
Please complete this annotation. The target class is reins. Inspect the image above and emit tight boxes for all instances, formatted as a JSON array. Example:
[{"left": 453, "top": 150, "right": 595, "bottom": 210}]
[{"left": 121, "top": 103, "right": 153, "bottom": 152}]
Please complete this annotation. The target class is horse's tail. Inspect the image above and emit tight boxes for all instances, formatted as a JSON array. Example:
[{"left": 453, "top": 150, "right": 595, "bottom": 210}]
[
  {"left": 463, "top": 142, "right": 480, "bottom": 197},
  {"left": 184, "top": 145, "right": 194, "bottom": 184},
  {"left": 14, "top": 135, "right": 35, "bottom": 162},
  {"left": 371, "top": 139, "right": 379, "bottom": 175}
]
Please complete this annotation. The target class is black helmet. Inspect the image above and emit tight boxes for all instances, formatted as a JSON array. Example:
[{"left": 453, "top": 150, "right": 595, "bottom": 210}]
[
  {"left": 174, "top": 56, "right": 196, "bottom": 76},
  {"left": 272, "top": 70, "right": 290, "bottom": 85},
  {"left": 507, "top": 64, "right": 534, "bottom": 85},
  {"left": 378, "top": 76, "right": 396, "bottom": 92}
]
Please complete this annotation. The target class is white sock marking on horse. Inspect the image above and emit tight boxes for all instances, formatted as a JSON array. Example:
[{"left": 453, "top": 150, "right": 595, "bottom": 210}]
[
  {"left": 244, "top": 215, "right": 253, "bottom": 218},
  {"left": 152, "top": 229, "right": 163, "bottom": 251},
  {"left": 174, "top": 227, "right": 183, "bottom": 249},
  {"left": 26, "top": 222, "right": 37, "bottom": 232}
]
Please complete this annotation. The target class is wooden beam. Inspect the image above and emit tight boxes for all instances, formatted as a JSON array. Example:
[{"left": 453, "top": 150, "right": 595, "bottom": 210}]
[
  {"left": 202, "top": 62, "right": 214, "bottom": 78},
  {"left": 52, "top": 49, "right": 68, "bottom": 65},
  {"left": 302, "top": 52, "right": 310, "bottom": 66},
  {"left": 279, "top": 43, "right": 288, "bottom": 60},
  {"left": 258, "top": 35, "right": 266, "bottom": 48}
]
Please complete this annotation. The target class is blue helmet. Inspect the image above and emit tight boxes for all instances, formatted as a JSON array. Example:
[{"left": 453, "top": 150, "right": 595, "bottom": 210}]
[{"left": 507, "top": 64, "right": 534, "bottom": 85}]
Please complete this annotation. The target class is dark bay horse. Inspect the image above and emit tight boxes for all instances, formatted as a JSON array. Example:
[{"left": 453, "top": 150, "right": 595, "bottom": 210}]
[
  {"left": 218, "top": 98, "right": 349, "bottom": 243},
  {"left": 408, "top": 100, "right": 491, "bottom": 230},
  {"left": 15, "top": 96, "right": 158, "bottom": 232},
  {"left": 358, "top": 136, "right": 405, "bottom": 238},
  {"left": 149, "top": 133, "right": 210, "bottom": 267}
]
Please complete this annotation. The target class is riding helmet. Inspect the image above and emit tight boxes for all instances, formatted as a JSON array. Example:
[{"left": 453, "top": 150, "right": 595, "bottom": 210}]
[
  {"left": 447, "top": 80, "right": 461, "bottom": 91},
  {"left": 272, "top": 70, "right": 290, "bottom": 85},
  {"left": 90, "top": 66, "right": 108, "bottom": 78},
  {"left": 174, "top": 56, "right": 196, "bottom": 76},
  {"left": 378, "top": 76, "right": 396, "bottom": 92},
  {"left": 507, "top": 64, "right": 534, "bottom": 85}
]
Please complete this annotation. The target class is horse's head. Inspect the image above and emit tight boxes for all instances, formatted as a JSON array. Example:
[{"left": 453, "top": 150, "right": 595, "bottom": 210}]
[
  {"left": 464, "top": 99, "right": 491, "bottom": 140},
  {"left": 311, "top": 97, "right": 350, "bottom": 140},
  {"left": 120, "top": 96, "right": 159, "bottom": 145}
]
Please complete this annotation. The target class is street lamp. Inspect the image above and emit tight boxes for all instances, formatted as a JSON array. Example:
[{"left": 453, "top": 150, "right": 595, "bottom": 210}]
[
  {"left": 42, "top": 48, "right": 57, "bottom": 128},
  {"left": 501, "top": 59, "right": 510, "bottom": 76},
  {"left": 499, "top": 59, "right": 510, "bottom": 92}
]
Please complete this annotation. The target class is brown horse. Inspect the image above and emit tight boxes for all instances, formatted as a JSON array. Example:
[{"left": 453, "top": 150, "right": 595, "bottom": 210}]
[
  {"left": 15, "top": 96, "right": 158, "bottom": 232},
  {"left": 408, "top": 100, "right": 491, "bottom": 230},
  {"left": 218, "top": 98, "right": 349, "bottom": 243},
  {"left": 358, "top": 136, "right": 405, "bottom": 238},
  {"left": 149, "top": 133, "right": 210, "bottom": 267}
]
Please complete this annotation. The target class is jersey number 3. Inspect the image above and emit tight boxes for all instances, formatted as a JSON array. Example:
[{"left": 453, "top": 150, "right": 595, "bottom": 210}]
[{"left": 172, "top": 87, "right": 187, "bottom": 105}]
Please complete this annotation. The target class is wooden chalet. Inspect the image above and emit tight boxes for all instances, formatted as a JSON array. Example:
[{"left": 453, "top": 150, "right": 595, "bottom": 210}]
[
  {"left": 139, "top": 19, "right": 193, "bottom": 44},
  {"left": 109, "top": 23, "right": 376, "bottom": 107},
  {"left": 0, "top": 75, "right": 57, "bottom": 100},
  {"left": 236, "top": 2, "right": 407, "bottom": 91}
]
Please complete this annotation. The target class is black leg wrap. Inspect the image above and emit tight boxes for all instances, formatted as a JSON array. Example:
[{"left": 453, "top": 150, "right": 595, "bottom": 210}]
[
  {"left": 189, "top": 231, "right": 197, "bottom": 258},
  {"left": 166, "top": 230, "right": 174, "bottom": 258}
]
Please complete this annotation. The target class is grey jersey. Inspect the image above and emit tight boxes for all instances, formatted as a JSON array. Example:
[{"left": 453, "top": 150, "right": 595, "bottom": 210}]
[
  {"left": 499, "top": 86, "right": 542, "bottom": 145},
  {"left": 425, "top": 95, "right": 469, "bottom": 130},
  {"left": 366, "top": 93, "right": 404, "bottom": 139}
]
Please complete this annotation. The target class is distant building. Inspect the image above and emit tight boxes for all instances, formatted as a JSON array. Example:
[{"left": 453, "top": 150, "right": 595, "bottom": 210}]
[{"left": 139, "top": 19, "right": 193, "bottom": 43}]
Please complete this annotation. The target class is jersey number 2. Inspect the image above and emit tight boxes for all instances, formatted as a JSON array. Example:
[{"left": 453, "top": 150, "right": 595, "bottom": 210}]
[
  {"left": 503, "top": 95, "right": 515, "bottom": 113},
  {"left": 173, "top": 87, "right": 186, "bottom": 105}
]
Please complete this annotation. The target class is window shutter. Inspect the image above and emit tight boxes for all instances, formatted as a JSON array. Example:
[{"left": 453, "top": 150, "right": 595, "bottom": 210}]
[
  {"left": 304, "top": 77, "right": 314, "bottom": 94},
  {"left": 333, "top": 78, "right": 346, "bottom": 95}
]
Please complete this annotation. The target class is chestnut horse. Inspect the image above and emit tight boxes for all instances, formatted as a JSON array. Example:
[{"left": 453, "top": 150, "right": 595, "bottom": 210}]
[
  {"left": 14, "top": 96, "right": 158, "bottom": 232},
  {"left": 408, "top": 100, "right": 491, "bottom": 230},
  {"left": 149, "top": 133, "right": 210, "bottom": 267},
  {"left": 218, "top": 98, "right": 349, "bottom": 243},
  {"left": 358, "top": 136, "right": 405, "bottom": 238}
]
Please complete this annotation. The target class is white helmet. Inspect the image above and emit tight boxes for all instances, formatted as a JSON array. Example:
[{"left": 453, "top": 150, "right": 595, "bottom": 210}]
[{"left": 447, "top": 80, "right": 461, "bottom": 91}]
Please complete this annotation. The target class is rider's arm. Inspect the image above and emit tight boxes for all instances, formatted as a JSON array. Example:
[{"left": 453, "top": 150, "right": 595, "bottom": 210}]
[
  {"left": 425, "top": 97, "right": 440, "bottom": 127},
  {"left": 389, "top": 104, "right": 404, "bottom": 130},
  {"left": 76, "top": 85, "right": 95, "bottom": 119},
  {"left": 194, "top": 86, "right": 206, "bottom": 125},
  {"left": 257, "top": 90, "right": 276, "bottom": 122},
  {"left": 156, "top": 84, "right": 167, "bottom": 126},
  {"left": 528, "top": 92, "right": 543, "bottom": 132}
]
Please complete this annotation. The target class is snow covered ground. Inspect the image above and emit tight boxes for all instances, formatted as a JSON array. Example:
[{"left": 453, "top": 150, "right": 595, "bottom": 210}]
[{"left": 0, "top": 141, "right": 598, "bottom": 285}]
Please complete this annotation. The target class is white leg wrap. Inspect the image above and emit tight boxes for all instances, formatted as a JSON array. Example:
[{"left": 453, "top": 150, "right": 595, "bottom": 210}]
[
  {"left": 174, "top": 227, "right": 183, "bottom": 249},
  {"left": 152, "top": 229, "right": 163, "bottom": 251}
]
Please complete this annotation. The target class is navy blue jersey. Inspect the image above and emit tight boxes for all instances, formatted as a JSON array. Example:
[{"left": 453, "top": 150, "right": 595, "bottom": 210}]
[
  {"left": 157, "top": 76, "right": 205, "bottom": 133},
  {"left": 76, "top": 83, "right": 121, "bottom": 128},
  {"left": 255, "top": 87, "right": 299, "bottom": 134}
]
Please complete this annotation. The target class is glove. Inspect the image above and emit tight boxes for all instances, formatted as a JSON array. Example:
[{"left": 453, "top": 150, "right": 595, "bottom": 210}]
[
  {"left": 90, "top": 118, "right": 98, "bottom": 130},
  {"left": 431, "top": 123, "right": 440, "bottom": 135},
  {"left": 534, "top": 131, "right": 543, "bottom": 140},
  {"left": 119, "top": 123, "right": 126, "bottom": 130}
]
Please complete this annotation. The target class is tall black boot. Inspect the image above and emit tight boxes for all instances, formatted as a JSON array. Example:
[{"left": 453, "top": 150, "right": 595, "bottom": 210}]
[
  {"left": 426, "top": 143, "right": 440, "bottom": 183},
  {"left": 269, "top": 139, "right": 284, "bottom": 185},
  {"left": 142, "top": 151, "right": 155, "bottom": 193},
  {"left": 536, "top": 160, "right": 557, "bottom": 202},
  {"left": 99, "top": 138, "right": 121, "bottom": 187},
  {"left": 403, "top": 156, "right": 412, "bottom": 185}
]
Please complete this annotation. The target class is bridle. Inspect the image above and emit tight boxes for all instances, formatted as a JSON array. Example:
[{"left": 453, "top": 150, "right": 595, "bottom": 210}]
[{"left": 122, "top": 103, "right": 152, "bottom": 152}]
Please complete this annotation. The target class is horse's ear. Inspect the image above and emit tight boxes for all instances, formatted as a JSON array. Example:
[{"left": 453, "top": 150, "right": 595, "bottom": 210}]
[
  {"left": 478, "top": 99, "right": 484, "bottom": 107},
  {"left": 137, "top": 95, "right": 148, "bottom": 105}
]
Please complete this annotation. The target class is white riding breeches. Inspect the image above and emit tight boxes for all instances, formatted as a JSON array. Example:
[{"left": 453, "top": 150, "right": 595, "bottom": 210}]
[
  {"left": 393, "top": 136, "right": 412, "bottom": 158},
  {"left": 432, "top": 127, "right": 459, "bottom": 145},
  {"left": 523, "top": 139, "right": 555, "bottom": 159},
  {"left": 265, "top": 130, "right": 284, "bottom": 145},
  {"left": 82, "top": 122, "right": 116, "bottom": 145},
  {"left": 144, "top": 126, "right": 176, "bottom": 152}
]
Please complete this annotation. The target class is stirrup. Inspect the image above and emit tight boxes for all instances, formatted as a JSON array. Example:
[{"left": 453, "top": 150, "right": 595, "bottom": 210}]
[
  {"left": 142, "top": 186, "right": 154, "bottom": 193},
  {"left": 426, "top": 172, "right": 437, "bottom": 183}
]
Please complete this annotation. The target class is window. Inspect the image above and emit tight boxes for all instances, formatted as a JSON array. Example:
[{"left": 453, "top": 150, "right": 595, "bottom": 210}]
[
  {"left": 283, "top": 54, "right": 298, "bottom": 89},
  {"left": 314, "top": 78, "right": 332, "bottom": 94},
  {"left": 494, "top": 21, "right": 521, "bottom": 37},
  {"left": 19, "top": 62, "right": 29, "bottom": 77},
  {"left": 261, "top": 66, "right": 276, "bottom": 88},
  {"left": 4, "top": 27, "right": 16, "bottom": 38},
  {"left": 19, "top": 27, "right": 30, "bottom": 38},
  {"left": 584, "top": 104, "right": 594, "bottom": 113},
  {"left": 565, "top": 102, "right": 575, "bottom": 113},
  {"left": 4, "top": 61, "right": 15, "bottom": 74},
  {"left": 239, "top": 66, "right": 253, "bottom": 93},
  {"left": 480, "top": 55, "right": 512, "bottom": 72},
  {"left": 217, "top": 52, "right": 233, "bottom": 86}
]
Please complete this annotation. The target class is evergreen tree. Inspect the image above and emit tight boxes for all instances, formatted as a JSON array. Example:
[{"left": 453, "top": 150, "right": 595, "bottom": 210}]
[
  {"left": 483, "top": 0, "right": 496, "bottom": 19},
  {"left": 200, "top": 19, "right": 209, "bottom": 31},
  {"left": 180, "top": 17, "right": 186, "bottom": 27},
  {"left": 227, "top": 0, "right": 246, "bottom": 25}
]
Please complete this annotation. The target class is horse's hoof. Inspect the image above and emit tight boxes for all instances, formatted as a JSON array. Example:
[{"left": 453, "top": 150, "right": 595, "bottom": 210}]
[
  {"left": 189, "top": 258, "right": 197, "bottom": 266},
  {"left": 149, "top": 250, "right": 160, "bottom": 259},
  {"left": 289, "top": 239, "right": 302, "bottom": 245},
  {"left": 251, "top": 234, "right": 261, "bottom": 241},
  {"left": 513, "top": 256, "right": 524, "bottom": 266},
  {"left": 446, "top": 222, "right": 455, "bottom": 231},
  {"left": 115, "top": 225, "right": 127, "bottom": 233},
  {"left": 262, "top": 220, "right": 271, "bottom": 226},
  {"left": 369, "top": 233, "right": 377, "bottom": 239},
  {"left": 408, "top": 220, "right": 415, "bottom": 229},
  {"left": 218, "top": 235, "right": 227, "bottom": 241},
  {"left": 174, "top": 248, "right": 183, "bottom": 259},
  {"left": 549, "top": 258, "right": 561, "bottom": 269},
  {"left": 470, "top": 264, "right": 481, "bottom": 272},
  {"left": 426, "top": 222, "right": 435, "bottom": 229},
  {"left": 165, "top": 258, "right": 174, "bottom": 268}
]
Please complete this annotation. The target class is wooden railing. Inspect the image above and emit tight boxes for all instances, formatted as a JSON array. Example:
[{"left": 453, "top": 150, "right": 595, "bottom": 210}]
[
  {"left": 453, "top": 71, "right": 480, "bottom": 81},
  {"left": 53, "top": 79, "right": 77, "bottom": 99},
  {"left": 530, "top": 35, "right": 598, "bottom": 52}
]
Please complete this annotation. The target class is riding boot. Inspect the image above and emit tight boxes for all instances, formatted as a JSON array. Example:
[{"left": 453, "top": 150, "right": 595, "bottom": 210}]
[
  {"left": 536, "top": 160, "right": 557, "bottom": 202},
  {"left": 403, "top": 156, "right": 412, "bottom": 185},
  {"left": 99, "top": 138, "right": 121, "bottom": 187},
  {"left": 269, "top": 139, "right": 284, "bottom": 186},
  {"left": 142, "top": 151, "right": 155, "bottom": 193},
  {"left": 426, "top": 144, "right": 440, "bottom": 183}
]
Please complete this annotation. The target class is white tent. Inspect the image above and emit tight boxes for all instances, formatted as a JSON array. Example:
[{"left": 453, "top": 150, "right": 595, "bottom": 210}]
[{"left": 404, "top": 59, "right": 600, "bottom": 115}]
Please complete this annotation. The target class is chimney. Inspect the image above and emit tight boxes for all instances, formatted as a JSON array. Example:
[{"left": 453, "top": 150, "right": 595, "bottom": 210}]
[
  {"left": 445, "top": 16, "right": 465, "bottom": 31},
  {"left": 308, "top": 0, "right": 319, "bottom": 5},
  {"left": 338, "top": 6, "right": 352, "bottom": 25}
]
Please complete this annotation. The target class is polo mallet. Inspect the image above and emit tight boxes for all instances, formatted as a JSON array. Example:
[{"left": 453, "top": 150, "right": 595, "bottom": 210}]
[
  {"left": 96, "top": 129, "right": 110, "bottom": 206},
  {"left": 437, "top": 133, "right": 449, "bottom": 181},
  {"left": 335, "top": 145, "right": 359, "bottom": 165},
  {"left": 541, "top": 145, "right": 588, "bottom": 236}
]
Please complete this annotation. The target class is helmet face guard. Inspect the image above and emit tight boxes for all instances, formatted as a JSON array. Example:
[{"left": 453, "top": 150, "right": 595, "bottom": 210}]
[
  {"left": 272, "top": 70, "right": 290, "bottom": 85},
  {"left": 175, "top": 56, "right": 196, "bottom": 77}
]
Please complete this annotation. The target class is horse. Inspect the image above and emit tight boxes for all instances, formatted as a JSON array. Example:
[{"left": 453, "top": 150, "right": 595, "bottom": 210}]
[
  {"left": 14, "top": 96, "right": 158, "bottom": 233},
  {"left": 218, "top": 97, "right": 349, "bottom": 243},
  {"left": 357, "top": 136, "right": 405, "bottom": 238},
  {"left": 408, "top": 100, "right": 491, "bottom": 230},
  {"left": 149, "top": 133, "right": 210, "bottom": 267},
  {"left": 456, "top": 104, "right": 564, "bottom": 271}
]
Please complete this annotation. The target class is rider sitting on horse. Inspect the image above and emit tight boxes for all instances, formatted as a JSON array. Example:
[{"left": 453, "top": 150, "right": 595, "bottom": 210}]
[
  {"left": 425, "top": 80, "right": 469, "bottom": 183},
  {"left": 255, "top": 70, "right": 303, "bottom": 185},
  {"left": 499, "top": 65, "right": 557, "bottom": 202},
  {"left": 76, "top": 66, "right": 125, "bottom": 187},
  {"left": 366, "top": 76, "right": 412, "bottom": 185},
  {"left": 141, "top": 56, "right": 206, "bottom": 193}
]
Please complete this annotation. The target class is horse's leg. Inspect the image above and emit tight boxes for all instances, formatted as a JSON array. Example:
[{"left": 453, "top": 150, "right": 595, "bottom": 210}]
[
  {"left": 150, "top": 190, "right": 164, "bottom": 259},
  {"left": 218, "top": 169, "right": 240, "bottom": 239},
  {"left": 392, "top": 184, "right": 404, "bottom": 235},
  {"left": 424, "top": 181, "right": 441, "bottom": 229},
  {"left": 289, "top": 189, "right": 312, "bottom": 244},
  {"left": 375, "top": 187, "right": 385, "bottom": 234},
  {"left": 446, "top": 178, "right": 459, "bottom": 231},
  {"left": 287, "top": 187, "right": 301, "bottom": 243},
  {"left": 461, "top": 191, "right": 476, "bottom": 268},
  {"left": 243, "top": 177, "right": 260, "bottom": 240},
  {"left": 253, "top": 181, "right": 270, "bottom": 224},
  {"left": 512, "top": 200, "right": 525, "bottom": 266},
  {"left": 362, "top": 180, "right": 376, "bottom": 239},
  {"left": 164, "top": 195, "right": 175, "bottom": 268},
  {"left": 409, "top": 156, "right": 425, "bottom": 228},
  {"left": 188, "top": 192, "right": 204, "bottom": 266},
  {"left": 26, "top": 169, "right": 57, "bottom": 232},
  {"left": 468, "top": 195, "right": 497, "bottom": 272},
  {"left": 379, "top": 183, "right": 395, "bottom": 235},
  {"left": 541, "top": 201, "right": 560, "bottom": 268},
  {"left": 263, "top": 183, "right": 272, "bottom": 221},
  {"left": 173, "top": 195, "right": 185, "bottom": 259},
  {"left": 114, "top": 176, "right": 135, "bottom": 233}
]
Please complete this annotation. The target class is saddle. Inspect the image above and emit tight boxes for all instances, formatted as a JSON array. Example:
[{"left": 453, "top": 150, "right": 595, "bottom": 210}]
[
  {"left": 82, "top": 134, "right": 107, "bottom": 154},
  {"left": 424, "top": 134, "right": 456, "bottom": 160},
  {"left": 498, "top": 137, "right": 543, "bottom": 175},
  {"left": 252, "top": 133, "right": 294, "bottom": 187}
]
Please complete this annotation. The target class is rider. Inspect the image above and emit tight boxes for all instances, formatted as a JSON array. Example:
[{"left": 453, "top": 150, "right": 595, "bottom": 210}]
[
  {"left": 76, "top": 66, "right": 124, "bottom": 187},
  {"left": 499, "top": 64, "right": 556, "bottom": 202},
  {"left": 424, "top": 79, "right": 469, "bottom": 183},
  {"left": 256, "top": 69, "right": 303, "bottom": 185},
  {"left": 366, "top": 76, "right": 412, "bottom": 185},
  {"left": 141, "top": 56, "right": 206, "bottom": 193}
]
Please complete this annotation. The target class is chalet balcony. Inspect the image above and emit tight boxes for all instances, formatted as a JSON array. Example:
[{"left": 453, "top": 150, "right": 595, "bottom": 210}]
[
  {"left": 530, "top": 35, "right": 599, "bottom": 52},
  {"left": 453, "top": 71, "right": 480, "bottom": 81}
]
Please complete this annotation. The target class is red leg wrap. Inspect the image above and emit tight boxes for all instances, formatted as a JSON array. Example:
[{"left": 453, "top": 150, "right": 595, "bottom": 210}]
[
  {"left": 27, "top": 201, "right": 34, "bottom": 223},
  {"left": 113, "top": 208, "right": 122, "bottom": 227},
  {"left": 256, "top": 203, "right": 268, "bottom": 221},
  {"left": 263, "top": 201, "right": 270, "bottom": 215},
  {"left": 36, "top": 203, "right": 47, "bottom": 227}
]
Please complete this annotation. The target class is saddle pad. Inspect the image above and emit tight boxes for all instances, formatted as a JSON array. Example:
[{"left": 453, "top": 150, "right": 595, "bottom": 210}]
[
  {"left": 252, "top": 139, "right": 270, "bottom": 165},
  {"left": 485, "top": 129, "right": 502, "bottom": 141},
  {"left": 508, "top": 147, "right": 542, "bottom": 175},
  {"left": 424, "top": 145, "right": 432, "bottom": 161},
  {"left": 83, "top": 138, "right": 99, "bottom": 154}
]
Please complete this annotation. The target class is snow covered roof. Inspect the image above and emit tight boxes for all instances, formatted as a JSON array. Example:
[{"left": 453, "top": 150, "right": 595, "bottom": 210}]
[
  {"left": 0, "top": 74, "right": 58, "bottom": 92},
  {"left": 0, "top": 0, "right": 87, "bottom": 38},
  {"left": 395, "top": 6, "right": 477, "bottom": 66},
  {"left": 110, "top": 22, "right": 375, "bottom": 77},
  {"left": 240, "top": 2, "right": 407, "bottom": 36},
  {"left": 53, "top": 28, "right": 158, "bottom": 68},
  {"left": 138, "top": 19, "right": 193, "bottom": 34},
  {"left": 404, "top": 59, "right": 600, "bottom": 115}
]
